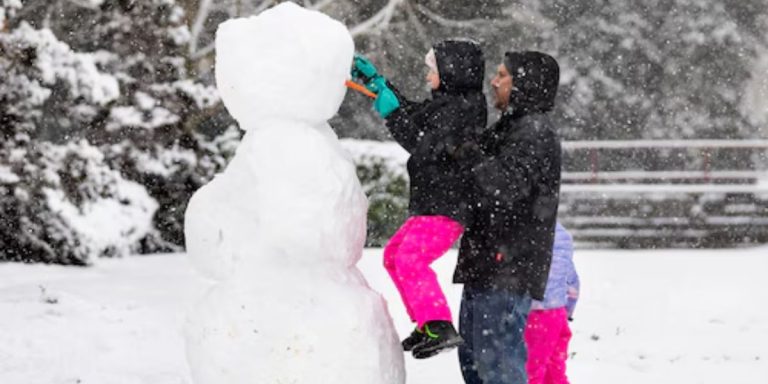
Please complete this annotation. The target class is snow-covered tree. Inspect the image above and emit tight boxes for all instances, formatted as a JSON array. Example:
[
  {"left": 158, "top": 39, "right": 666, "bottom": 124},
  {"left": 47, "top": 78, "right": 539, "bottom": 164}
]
[
  {"left": 1, "top": 1, "right": 239, "bottom": 263},
  {"left": 526, "top": 0, "right": 768, "bottom": 142},
  {"left": 0, "top": 12, "right": 155, "bottom": 264},
  {"left": 12, "top": 0, "right": 238, "bottom": 250}
]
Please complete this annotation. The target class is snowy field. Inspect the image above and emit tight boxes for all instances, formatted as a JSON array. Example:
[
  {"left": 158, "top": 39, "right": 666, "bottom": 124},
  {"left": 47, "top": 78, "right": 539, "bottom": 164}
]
[{"left": 1, "top": 247, "right": 767, "bottom": 384}]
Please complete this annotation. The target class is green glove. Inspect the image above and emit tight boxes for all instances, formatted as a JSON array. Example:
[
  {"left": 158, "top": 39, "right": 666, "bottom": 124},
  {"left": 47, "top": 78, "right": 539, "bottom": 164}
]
[
  {"left": 365, "top": 75, "right": 388, "bottom": 94},
  {"left": 352, "top": 55, "right": 388, "bottom": 94},
  {"left": 352, "top": 54, "right": 379, "bottom": 81},
  {"left": 374, "top": 87, "right": 400, "bottom": 118},
  {"left": 351, "top": 54, "right": 400, "bottom": 118}
]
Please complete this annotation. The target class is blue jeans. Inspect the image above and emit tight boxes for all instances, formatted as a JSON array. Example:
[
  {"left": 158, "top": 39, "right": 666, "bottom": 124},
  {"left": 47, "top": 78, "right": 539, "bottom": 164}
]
[{"left": 458, "top": 286, "right": 532, "bottom": 384}]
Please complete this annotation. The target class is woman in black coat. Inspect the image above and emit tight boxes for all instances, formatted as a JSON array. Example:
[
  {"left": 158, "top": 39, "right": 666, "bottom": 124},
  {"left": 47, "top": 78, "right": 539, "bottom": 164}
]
[{"left": 352, "top": 39, "right": 487, "bottom": 359}]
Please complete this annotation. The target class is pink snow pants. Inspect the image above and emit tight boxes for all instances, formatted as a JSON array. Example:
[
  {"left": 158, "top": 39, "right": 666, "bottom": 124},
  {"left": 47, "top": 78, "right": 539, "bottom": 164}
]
[
  {"left": 524, "top": 308, "right": 573, "bottom": 384},
  {"left": 383, "top": 216, "right": 463, "bottom": 328}
]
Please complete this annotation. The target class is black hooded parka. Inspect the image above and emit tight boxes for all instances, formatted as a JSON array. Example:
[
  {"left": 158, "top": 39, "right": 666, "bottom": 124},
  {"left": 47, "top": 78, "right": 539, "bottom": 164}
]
[
  {"left": 453, "top": 51, "right": 563, "bottom": 301},
  {"left": 384, "top": 39, "right": 488, "bottom": 225}
]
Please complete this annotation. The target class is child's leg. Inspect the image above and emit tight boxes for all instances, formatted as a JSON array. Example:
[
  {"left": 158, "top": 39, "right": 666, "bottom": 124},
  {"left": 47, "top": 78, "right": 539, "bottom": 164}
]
[
  {"left": 383, "top": 218, "right": 418, "bottom": 322},
  {"left": 386, "top": 215, "right": 463, "bottom": 327},
  {"left": 524, "top": 309, "right": 564, "bottom": 384},
  {"left": 544, "top": 310, "right": 572, "bottom": 384}
]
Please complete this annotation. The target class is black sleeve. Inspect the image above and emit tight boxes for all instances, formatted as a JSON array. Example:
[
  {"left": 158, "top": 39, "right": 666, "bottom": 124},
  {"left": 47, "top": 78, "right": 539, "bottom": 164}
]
[
  {"left": 392, "top": 103, "right": 467, "bottom": 161},
  {"left": 387, "top": 81, "right": 418, "bottom": 111},
  {"left": 384, "top": 106, "right": 423, "bottom": 154},
  {"left": 472, "top": 129, "right": 558, "bottom": 210},
  {"left": 381, "top": 81, "right": 427, "bottom": 154}
]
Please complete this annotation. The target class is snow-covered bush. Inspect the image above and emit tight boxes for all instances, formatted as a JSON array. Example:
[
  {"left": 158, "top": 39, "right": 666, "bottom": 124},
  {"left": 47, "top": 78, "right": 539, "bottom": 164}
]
[
  {"left": 0, "top": 7, "right": 162, "bottom": 264},
  {"left": 0, "top": 19, "right": 119, "bottom": 137},
  {"left": 1, "top": 0, "right": 238, "bottom": 258},
  {"left": 79, "top": 0, "right": 235, "bottom": 249},
  {"left": 355, "top": 158, "right": 409, "bottom": 246},
  {"left": 105, "top": 125, "right": 241, "bottom": 252},
  {"left": 340, "top": 140, "right": 409, "bottom": 246},
  {"left": 0, "top": 138, "right": 156, "bottom": 264}
]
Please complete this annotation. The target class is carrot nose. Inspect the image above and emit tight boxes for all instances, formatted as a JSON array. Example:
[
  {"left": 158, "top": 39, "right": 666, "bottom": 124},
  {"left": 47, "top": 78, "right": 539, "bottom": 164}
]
[{"left": 345, "top": 80, "right": 377, "bottom": 99}]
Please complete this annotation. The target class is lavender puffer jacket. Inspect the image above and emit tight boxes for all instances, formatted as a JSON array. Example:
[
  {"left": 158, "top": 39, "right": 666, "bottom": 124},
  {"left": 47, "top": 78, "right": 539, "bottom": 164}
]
[{"left": 531, "top": 222, "right": 580, "bottom": 317}]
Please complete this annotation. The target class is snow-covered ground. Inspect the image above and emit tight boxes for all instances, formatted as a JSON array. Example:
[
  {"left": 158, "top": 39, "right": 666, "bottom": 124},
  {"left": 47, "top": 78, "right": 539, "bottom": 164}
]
[{"left": 1, "top": 247, "right": 767, "bottom": 384}]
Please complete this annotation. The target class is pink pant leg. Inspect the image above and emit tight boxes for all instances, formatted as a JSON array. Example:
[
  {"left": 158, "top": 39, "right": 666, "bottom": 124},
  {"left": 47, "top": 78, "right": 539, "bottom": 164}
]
[
  {"left": 525, "top": 310, "right": 560, "bottom": 384},
  {"left": 384, "top": 216, "right": 463, "bottom": 327},
  {"left": 544, "top": 313, "right": 572, "bottom": 384},
  {"left": 525, "top": 308, "right": 570, "bottom": 384},
  {"left": 384, "top": 218, "right": 417, "bottom": 322}
]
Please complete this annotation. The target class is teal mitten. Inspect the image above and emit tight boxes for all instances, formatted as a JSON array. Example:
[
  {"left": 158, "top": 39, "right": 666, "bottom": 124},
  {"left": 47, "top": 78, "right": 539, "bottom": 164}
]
[
  {"left": 374, "top": 87, "right": 400, "bottom": 118},
  {"left": 352, "top": 54, "right": 379, "bottom": 81},
  {"left": 365, "top": 75, "right": 388, "bottom": 94},
  {"left": 351, "top": 54, "right": 400, "bottom": 118},
  {"left": 353, "top": 55, "right": 389, "bottom": 94}
]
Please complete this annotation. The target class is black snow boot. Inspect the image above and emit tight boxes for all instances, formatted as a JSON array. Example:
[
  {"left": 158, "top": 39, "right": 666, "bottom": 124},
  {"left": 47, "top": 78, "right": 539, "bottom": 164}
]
[
  {"left": 402, "top": 327, "right": 427, "bottom": 351},
  {"left": 411, "top": 321, "right": 464, "bottom": 359}
]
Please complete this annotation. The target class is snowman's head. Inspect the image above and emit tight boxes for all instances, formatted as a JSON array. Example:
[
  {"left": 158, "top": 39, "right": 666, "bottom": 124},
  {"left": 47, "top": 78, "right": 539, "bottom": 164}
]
[{"left": 215, "top": 3, "right": 353, "bottom": 128}]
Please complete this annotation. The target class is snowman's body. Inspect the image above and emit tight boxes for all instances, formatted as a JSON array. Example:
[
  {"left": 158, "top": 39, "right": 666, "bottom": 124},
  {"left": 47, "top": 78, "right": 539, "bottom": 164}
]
[{"left": 183, "top": 4, "right": 405, "bottom": 383}]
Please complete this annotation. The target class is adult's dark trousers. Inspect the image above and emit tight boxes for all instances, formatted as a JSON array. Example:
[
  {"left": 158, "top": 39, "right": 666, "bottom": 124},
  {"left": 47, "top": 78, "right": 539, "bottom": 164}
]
[{"left": 458, "top": 286, "right": 532, "bottom": 384}]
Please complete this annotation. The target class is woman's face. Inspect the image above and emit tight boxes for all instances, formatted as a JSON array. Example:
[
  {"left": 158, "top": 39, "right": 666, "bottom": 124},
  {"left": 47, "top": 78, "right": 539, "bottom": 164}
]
[{"left": 426, "top": 68, "right": 440, "bottom": 90}]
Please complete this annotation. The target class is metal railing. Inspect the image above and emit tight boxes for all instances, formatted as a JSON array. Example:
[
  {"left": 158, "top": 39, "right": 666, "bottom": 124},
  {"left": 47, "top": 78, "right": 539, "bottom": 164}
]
[{"left": 561, "top": 140, "right": 768, "bottom": 193}]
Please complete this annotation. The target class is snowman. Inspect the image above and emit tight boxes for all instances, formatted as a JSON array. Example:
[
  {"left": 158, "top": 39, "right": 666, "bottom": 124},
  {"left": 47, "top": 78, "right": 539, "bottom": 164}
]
[{"left": 183, "top": 3, "right": 405, "bottom": 384}]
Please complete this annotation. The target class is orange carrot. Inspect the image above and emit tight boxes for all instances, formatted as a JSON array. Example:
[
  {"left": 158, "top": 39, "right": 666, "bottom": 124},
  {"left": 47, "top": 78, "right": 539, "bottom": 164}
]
[{"left": 345, "top": 80, "right": 377, "bottom": 99}]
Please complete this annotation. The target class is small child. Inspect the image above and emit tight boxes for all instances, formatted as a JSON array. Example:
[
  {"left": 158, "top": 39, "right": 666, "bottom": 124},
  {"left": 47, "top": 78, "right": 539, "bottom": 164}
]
[
  {"left": 524, "top": 222, "right": 580, "bottom": 384},
  {"left": 352, "top": 40, "right": 487, "bottom": 359}
]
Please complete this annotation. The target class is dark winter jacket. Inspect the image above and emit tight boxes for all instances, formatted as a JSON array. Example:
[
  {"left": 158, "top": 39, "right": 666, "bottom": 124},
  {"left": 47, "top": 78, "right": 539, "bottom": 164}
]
[
  {"left": 384, "top": 39, "right": 488, "bottom": 225},
  {"left": 453, "top": 51, "right": 562, "bottom": 301}
]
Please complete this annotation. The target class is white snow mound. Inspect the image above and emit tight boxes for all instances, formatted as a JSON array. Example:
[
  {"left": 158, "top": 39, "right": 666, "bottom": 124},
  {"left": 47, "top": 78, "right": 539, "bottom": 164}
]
[{"left": 184, "top": 3, "right": 405, "bottom": 384}]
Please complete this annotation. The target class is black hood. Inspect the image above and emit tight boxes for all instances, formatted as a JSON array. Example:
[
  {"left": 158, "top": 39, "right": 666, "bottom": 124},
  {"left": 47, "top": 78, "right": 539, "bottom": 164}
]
[
  {"left": 433, "top": 39, "right": 485, "bottom": 94},
  {"left": 504, "top": 51, "right": 560, "bottom": 117}
]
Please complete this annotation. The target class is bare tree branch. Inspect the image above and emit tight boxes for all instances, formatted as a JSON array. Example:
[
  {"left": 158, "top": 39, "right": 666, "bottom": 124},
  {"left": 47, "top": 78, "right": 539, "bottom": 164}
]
[
  {"left": 189, "top": 0, "right": 213, "bottom": 56},
  {"left": 309, "top": 0, "right": 336, "bottom": 11},
  {"left": 188, "top": 0, "right": 411, "bottom": 61},
  {"left": 191, "top": 42, "right": 216, "bottom": 60},
  {"left": 189, "top": 0, "right": 275, "bottom": 61},
  {"left": 350, "top": 0, "right": 404, "bottom": 37},
  {"left": 404, "top": 0, "right": 430, "bottom": 51},
  {"left": 415, "top": 4, "right": 491, "bottom": 29},
  {"left": 66, "top": 0, "right": 101, "bottom": 9},
  {"left": 414, "top": 3, "right": 548, "bottom": 30},
  {"left": 252, "top": 0, "right": 275, "bottom": 15},
  {"left": 503, "top": 4, "right": 556, "bottom": 29}
]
